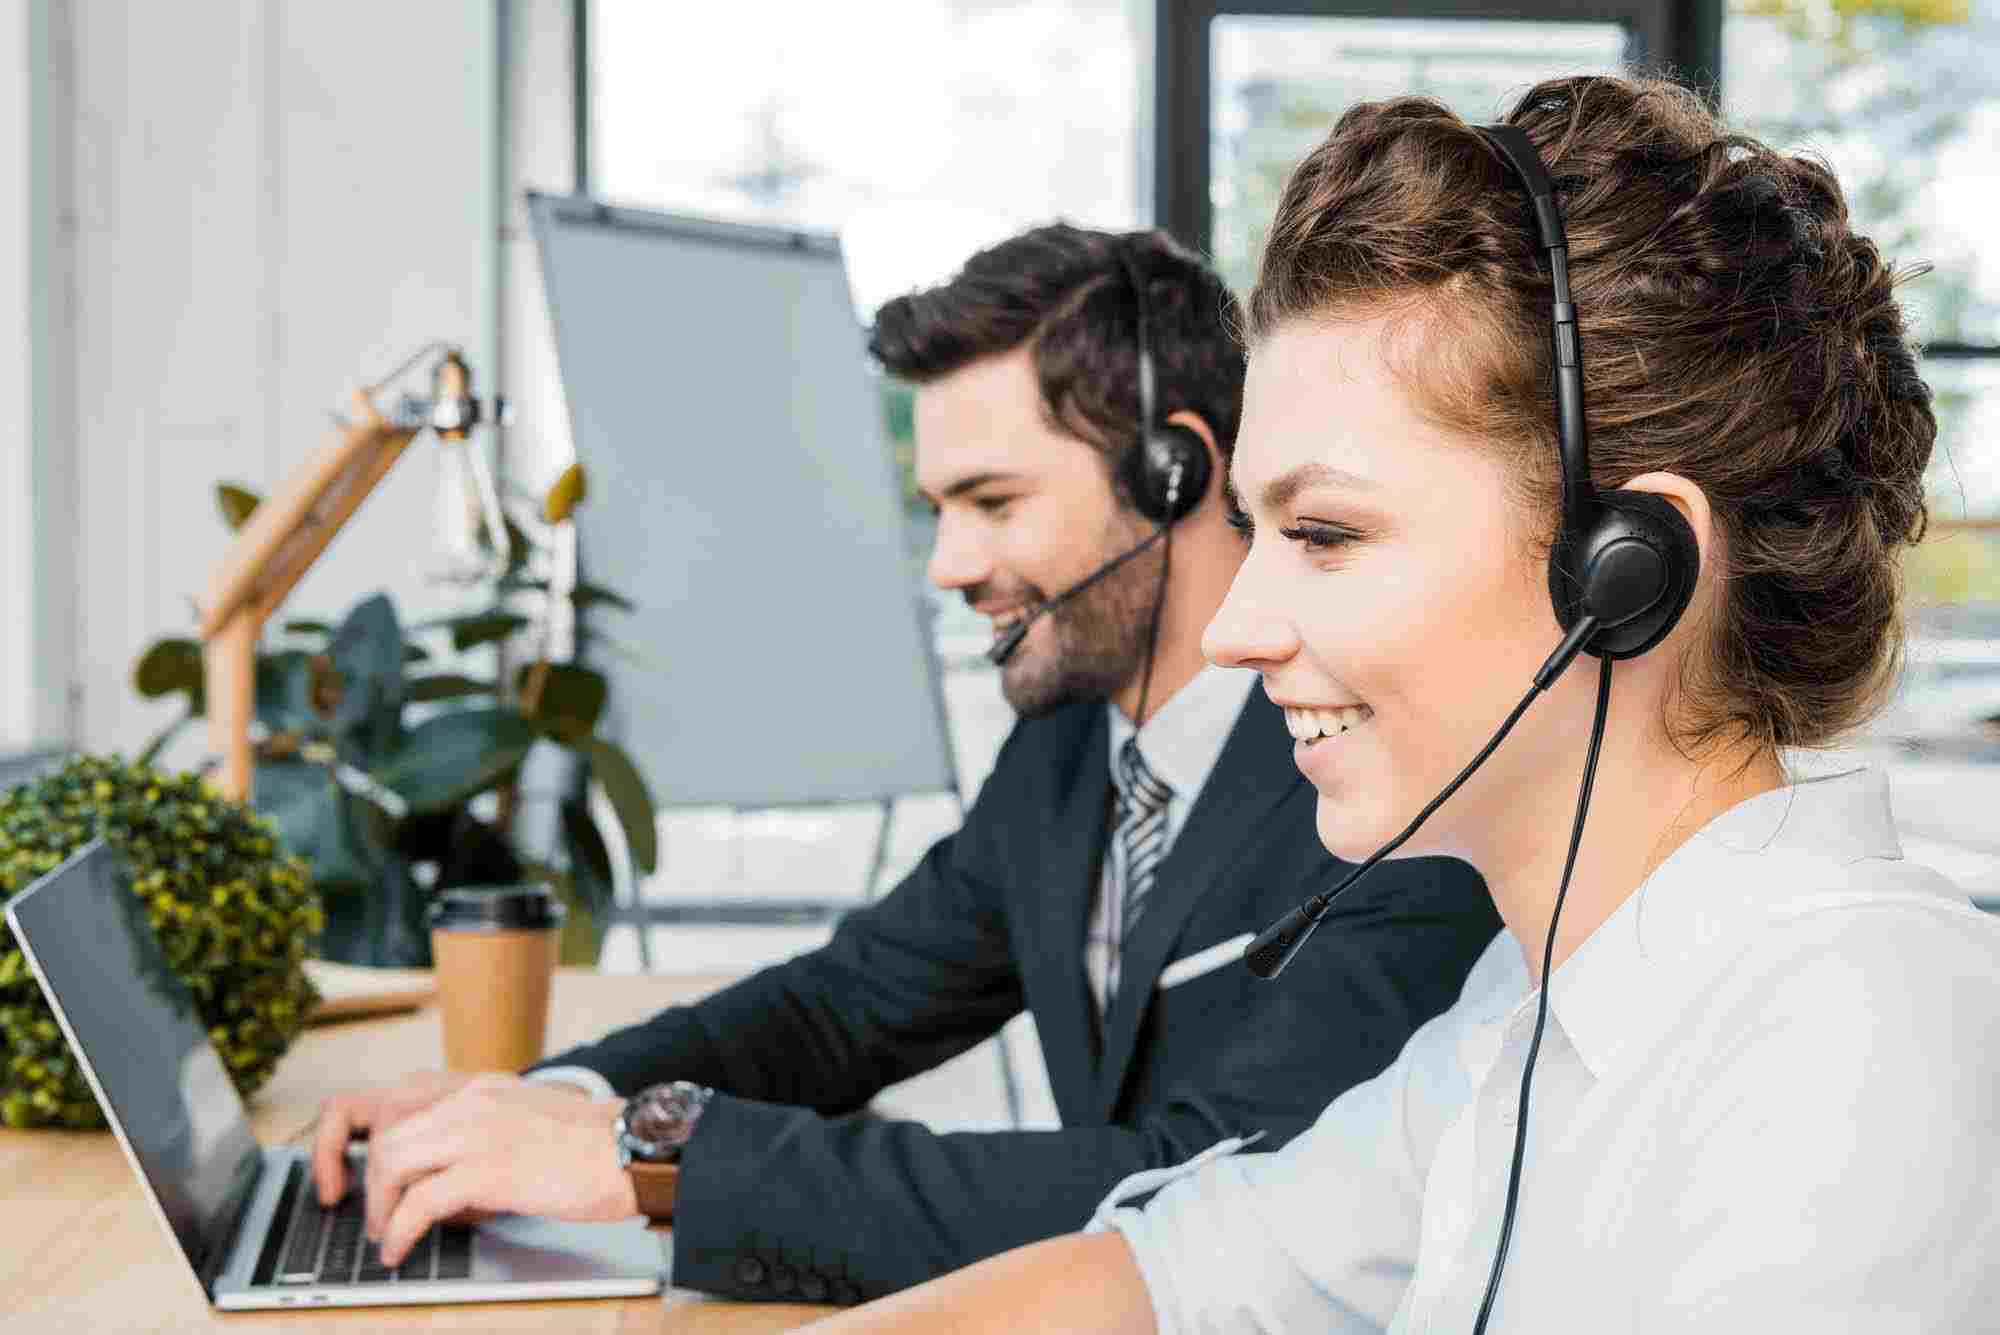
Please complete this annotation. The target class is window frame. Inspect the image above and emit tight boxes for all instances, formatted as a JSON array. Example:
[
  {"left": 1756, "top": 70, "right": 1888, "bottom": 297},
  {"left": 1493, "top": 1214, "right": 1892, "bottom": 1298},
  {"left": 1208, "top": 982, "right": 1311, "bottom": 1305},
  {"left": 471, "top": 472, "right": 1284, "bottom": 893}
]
[
  {"left": 1152, "top": 0, "right": 1714, "bottom": 252},
  {"left": 1156, "top": 0, "right": 1999, "bottom": 531},
  {"left": 573, "top": 2, "right": 1999, "bottom": 525}
]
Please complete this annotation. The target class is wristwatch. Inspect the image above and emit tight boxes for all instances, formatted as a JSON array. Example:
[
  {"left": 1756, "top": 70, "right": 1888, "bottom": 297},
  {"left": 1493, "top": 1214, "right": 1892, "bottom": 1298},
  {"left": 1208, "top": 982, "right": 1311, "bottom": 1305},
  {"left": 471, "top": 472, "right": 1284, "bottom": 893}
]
[{"left": 614, "top": 1081, "right": 713, "bottom": 1222}]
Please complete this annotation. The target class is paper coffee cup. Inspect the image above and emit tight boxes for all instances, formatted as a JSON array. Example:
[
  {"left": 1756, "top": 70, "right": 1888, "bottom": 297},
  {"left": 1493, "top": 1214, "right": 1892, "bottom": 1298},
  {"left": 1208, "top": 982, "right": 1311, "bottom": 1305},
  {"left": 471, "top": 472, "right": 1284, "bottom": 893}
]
[{"left": 427, "top": 885, "right": 566, "bottom": 1072}]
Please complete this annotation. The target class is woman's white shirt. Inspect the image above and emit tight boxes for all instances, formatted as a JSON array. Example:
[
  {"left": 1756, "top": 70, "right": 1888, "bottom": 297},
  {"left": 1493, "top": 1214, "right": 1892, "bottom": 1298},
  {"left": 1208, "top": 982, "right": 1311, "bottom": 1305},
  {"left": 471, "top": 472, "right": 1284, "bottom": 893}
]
[{"left": 1095, "top": 766, "right": 2000, "bottom": 1333}]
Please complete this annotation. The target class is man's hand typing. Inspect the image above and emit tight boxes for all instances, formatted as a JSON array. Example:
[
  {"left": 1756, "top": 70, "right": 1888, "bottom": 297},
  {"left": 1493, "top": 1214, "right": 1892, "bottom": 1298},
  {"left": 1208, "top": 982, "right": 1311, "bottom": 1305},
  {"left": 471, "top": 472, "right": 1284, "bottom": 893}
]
[
  {"left": 309, "top": 1072, "right": 642, "bottom": 1268},
  {"left": 311, "top": 1070, "right": 479, "bottom": 1205}
]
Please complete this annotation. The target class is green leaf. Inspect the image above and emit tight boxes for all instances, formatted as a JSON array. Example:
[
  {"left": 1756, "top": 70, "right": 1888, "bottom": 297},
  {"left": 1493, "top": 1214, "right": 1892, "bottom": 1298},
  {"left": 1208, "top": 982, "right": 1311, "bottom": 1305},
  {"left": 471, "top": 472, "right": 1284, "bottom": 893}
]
[
  {"left": 329, "top": 594, "right": 406, "bottom": 762},
  {"left": 373, "top": 708, "right": 538, "bottom": 812},
  {"left": 282, "top": 619, "right": 334, "bottom": 638},
  {"left": 571, "top": 582, "right": 635, "bottom": 614},
  {"left": 455, "top": 611, "right": 529, "bottom": 652},
  {"left": 412, "top": 610, "right": 532, "bottom": 653},
  {"left": 481, "top": 516, "right": 533, "bottom": 578},
  {"left": 557, "top": 894, "right": 599, "bottom": 967},
  {"left": 492, "top": 576, "right": 633, "bottom": 614},
  {"left": 405, "top": 674, "right": 496, "bottom": 703},
  {"left": 133, "top": 638, "right": 204, "bottom": 705},
  {"left": 517, "top": 663, "right": 607, "bottom": 741},
  {"left": 553, "top": 801, "right": 614, "bottom": 966},
  {"left": 403, "top": 642, "right": 431, "bottom": 664},
  {"left": 254, "top": 650, "right": 318, "bottom": 735},
  {"left": 579, "top": 737, "right": 657, "bottom": 874},
  {"left": 253, "top": 759, "right": 381, "bottom": 893},
  {"left": 559, "top": 797, "right": 615, "bottom": 906},
  {"left": 523, "top": 857, "right": 603, "bottom": 968},
  {"left": 216, "top": 483, "right": 262, "bottom": 531}
]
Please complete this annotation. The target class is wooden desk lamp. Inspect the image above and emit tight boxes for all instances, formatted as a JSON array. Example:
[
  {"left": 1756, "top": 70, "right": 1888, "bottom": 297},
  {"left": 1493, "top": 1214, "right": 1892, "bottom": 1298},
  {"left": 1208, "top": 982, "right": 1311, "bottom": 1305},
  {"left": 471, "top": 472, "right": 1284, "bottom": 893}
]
[{"left": 197, "top": 350, "right": 495, "bottom": 801}]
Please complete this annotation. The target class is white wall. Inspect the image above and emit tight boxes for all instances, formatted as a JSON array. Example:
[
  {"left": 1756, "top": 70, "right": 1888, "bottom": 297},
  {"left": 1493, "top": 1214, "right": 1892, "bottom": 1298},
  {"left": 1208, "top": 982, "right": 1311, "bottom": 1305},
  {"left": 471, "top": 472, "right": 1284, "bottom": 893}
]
[
  {"left": 0, "top": 1, "right": 32, "bottom": 750},
  {"left": 46, "top": 0, "right": 501, "bottom": 759}
]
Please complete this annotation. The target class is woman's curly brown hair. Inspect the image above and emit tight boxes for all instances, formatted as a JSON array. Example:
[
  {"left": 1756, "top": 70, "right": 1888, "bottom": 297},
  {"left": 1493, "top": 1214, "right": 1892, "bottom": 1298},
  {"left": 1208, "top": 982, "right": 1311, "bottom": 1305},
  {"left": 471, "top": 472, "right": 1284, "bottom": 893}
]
[{"left": 1251, "top": 73, "right": 1936, "bottom": 755}]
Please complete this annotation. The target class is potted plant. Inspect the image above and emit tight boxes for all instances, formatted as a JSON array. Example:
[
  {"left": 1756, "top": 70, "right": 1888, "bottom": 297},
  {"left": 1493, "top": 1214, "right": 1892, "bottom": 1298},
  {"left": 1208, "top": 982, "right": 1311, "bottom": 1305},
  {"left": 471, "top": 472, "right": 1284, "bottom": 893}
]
[
  {"left": 0, "top": 755, "right": 323, "bottom": 1128},
  {"left": 129, "top": 465, "right": 659, "bottom": 968}
]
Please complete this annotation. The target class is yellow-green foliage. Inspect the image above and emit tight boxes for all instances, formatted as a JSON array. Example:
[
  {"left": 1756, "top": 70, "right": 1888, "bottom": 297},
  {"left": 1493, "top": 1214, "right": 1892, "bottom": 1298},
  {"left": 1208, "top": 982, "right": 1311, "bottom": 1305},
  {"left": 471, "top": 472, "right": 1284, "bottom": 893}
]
[
  {"left": 0, "top": 756, "right": 323, "bottom": 1129},
  {"left": 1906, "top": 529, "right": 2000, "bottom": 607}
]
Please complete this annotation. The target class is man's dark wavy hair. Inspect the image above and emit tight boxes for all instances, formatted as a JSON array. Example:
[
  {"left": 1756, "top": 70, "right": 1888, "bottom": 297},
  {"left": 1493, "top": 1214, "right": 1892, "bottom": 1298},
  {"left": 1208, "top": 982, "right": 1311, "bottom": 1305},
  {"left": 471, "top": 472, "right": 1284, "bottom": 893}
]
[{"left": 867, "top": 223, "right": 1246, "bottom": 498}]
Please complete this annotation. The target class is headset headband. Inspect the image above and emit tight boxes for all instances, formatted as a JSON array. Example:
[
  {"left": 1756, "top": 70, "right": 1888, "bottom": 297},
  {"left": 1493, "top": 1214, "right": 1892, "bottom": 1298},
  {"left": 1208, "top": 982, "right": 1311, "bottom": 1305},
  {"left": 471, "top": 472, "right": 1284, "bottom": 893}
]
[
  {"left": 1478, "top": 124, "right": 1594, "bottom": 545},
  {"left": 1116, "top": 244, "right": 1158, "bottom": 440}
]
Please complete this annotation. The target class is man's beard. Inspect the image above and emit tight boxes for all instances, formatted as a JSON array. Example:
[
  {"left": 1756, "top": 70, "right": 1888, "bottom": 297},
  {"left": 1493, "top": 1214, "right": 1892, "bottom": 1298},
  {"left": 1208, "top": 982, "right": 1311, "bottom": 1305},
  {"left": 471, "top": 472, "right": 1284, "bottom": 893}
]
[{"left": 983, "top": 520, "right": 1165, "bottom": 718}]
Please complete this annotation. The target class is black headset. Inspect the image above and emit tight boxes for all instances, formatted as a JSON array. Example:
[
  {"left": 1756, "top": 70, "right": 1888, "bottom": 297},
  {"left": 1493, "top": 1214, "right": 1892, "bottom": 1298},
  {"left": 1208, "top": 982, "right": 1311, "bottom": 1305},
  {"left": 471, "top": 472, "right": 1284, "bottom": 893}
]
[
  {"left": 1113, "top": 242, "right": 1212, "bottom": 526},
  {"left": 1467, "top": 124, "right": 1700, "bottom": 1335},
  {"left": 982, "top": 239, "right": 1216, "bottom": 671},
  {"left": 1477, "top": 124, "right": 1699, "bottom": 659}
]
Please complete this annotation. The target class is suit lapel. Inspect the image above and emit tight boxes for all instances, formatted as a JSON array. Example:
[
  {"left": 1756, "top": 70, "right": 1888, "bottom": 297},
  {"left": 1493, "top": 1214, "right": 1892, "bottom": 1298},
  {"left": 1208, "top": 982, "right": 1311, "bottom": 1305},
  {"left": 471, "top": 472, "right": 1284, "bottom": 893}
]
[
  {"left": 1018, "top": 706, "right": 1112, "bottom": 1127},
  {"left": 1090, "top": 692, "right": 1304, "bottom": 1118}
]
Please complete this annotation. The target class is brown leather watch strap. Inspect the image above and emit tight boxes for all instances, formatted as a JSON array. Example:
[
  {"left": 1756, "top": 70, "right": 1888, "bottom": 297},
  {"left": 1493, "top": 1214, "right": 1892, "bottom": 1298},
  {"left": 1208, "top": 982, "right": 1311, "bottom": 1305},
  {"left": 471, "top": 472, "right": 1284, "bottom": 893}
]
[{"left": 628, "top": 1160, "right": 681, "bottom": 1224}]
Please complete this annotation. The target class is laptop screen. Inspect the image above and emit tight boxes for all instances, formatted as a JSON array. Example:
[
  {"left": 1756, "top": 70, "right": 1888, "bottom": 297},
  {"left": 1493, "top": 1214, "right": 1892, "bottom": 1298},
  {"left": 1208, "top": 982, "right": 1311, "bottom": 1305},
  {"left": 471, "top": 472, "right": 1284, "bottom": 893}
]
[{"left": 5, "top": 840, "right": 263, "bottom": 1279}]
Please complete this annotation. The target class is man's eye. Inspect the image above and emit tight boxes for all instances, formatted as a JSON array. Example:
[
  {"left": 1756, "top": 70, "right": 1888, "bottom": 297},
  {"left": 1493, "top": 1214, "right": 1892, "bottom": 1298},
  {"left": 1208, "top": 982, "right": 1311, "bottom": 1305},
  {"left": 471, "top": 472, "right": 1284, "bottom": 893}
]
[{"left": 1278, "top": 521, "right": 1359, "bottom": 552}]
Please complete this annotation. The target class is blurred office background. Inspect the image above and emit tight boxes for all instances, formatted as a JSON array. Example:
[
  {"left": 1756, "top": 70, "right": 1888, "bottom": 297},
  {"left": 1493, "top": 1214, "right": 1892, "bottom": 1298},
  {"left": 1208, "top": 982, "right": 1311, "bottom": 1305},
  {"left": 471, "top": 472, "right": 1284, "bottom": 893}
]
[{"left": 2, "top": 0, "right": 1997, "bottom": 1014}]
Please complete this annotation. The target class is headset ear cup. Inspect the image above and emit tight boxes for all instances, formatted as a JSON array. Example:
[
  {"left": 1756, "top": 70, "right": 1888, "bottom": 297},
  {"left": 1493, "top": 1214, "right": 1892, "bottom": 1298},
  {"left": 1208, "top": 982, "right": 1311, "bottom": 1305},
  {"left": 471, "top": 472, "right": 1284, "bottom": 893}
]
[
  {"left": 1126, "top": 424, "right": 1212, "bottom": 524},
  {"left": 1575, "top": 491, "right": 1701, "bottom": 660}
]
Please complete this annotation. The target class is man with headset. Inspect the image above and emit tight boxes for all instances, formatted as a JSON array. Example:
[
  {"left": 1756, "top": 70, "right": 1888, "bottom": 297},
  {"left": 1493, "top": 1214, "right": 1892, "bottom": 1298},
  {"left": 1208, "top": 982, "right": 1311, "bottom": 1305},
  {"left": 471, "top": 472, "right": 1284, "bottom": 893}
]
[{"left": 307, "top": 223, "right": 1499, "bottom": 1305}]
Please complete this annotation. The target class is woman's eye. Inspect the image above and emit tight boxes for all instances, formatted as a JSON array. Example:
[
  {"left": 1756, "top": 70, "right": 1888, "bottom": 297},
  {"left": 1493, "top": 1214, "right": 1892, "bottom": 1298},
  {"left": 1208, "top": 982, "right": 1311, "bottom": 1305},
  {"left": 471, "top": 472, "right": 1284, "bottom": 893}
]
[
  {"left": 975, "top": 496, "right": 1014, "bottom": 516},
  {"left": 1278, "top": 521, "right": 1358, "bottom": 552},
  {"left": 1224, "top": 502, "right": 1253, "bottom": 537}
]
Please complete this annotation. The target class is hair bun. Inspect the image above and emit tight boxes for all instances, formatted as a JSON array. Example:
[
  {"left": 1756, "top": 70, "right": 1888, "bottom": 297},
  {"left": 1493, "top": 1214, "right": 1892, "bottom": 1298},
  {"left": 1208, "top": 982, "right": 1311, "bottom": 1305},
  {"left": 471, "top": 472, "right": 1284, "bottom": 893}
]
[{"left": 1245, "top": 71, "right": 1938, "bottom": 753}]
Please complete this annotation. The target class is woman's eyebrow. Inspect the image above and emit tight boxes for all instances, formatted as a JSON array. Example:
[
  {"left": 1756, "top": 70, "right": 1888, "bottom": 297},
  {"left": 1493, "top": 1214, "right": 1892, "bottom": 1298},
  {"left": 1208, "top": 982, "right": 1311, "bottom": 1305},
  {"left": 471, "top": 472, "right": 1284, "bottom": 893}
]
[{"left": 1234, "top": 460, "right": 1378, "bottom": 512}]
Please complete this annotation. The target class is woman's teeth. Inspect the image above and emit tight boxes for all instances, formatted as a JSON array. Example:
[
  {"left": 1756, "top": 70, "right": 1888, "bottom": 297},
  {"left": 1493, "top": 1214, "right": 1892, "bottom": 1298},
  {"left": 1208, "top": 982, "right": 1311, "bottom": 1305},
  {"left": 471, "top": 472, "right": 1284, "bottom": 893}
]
[{"left": 1283, "top": 704, "right": 1374, "bottom": 745}]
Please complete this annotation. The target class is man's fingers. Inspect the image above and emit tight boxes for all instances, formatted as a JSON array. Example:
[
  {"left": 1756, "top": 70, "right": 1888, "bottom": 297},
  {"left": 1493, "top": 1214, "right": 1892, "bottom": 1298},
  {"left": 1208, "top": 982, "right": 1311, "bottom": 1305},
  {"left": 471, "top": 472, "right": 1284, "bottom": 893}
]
[
  {"left": 364, "top": 1088, "right": 497, "bottom": 1239},
  {"left": 310, "top": 1073, "right": 478, "bottom": 1208},
  {"left": 378, "top": 1166, "right": 485, "bottom": 1269},
  {"left": 310, "top": 1095, "right": 372, "bottom": 1206},
  {"left": 364, "top": 1111, "right": 481, "bottom": 1243}
]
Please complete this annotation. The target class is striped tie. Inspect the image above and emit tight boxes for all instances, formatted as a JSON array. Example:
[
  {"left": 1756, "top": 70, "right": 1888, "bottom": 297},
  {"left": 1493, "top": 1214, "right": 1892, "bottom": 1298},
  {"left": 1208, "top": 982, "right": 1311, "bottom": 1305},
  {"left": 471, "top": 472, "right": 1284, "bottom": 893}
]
[{"left": 1106, "top": 736, "right": 1174, "bottom": 999}]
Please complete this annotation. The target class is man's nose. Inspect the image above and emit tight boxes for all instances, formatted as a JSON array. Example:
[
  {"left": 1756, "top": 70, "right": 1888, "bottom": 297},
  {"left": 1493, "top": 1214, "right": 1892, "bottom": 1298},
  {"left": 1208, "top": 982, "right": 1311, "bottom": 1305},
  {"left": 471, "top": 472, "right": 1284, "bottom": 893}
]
[{"left": 926, "top": 512, "right": 992, "bottom": 593}]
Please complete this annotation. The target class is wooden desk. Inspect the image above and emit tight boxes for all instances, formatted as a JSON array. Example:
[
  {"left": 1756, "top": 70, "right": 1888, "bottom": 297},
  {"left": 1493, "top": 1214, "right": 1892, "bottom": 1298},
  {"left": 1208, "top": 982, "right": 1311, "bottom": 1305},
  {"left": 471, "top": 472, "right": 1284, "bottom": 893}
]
[{"left": 0, "top": 969, "right": 836, "bottom": 1332}]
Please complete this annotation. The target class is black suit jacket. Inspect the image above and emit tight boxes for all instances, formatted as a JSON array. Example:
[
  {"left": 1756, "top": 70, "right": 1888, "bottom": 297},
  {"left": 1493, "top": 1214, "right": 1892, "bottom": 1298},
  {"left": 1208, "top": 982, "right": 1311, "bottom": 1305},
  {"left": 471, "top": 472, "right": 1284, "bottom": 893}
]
[{"left": 535, "top": 689, "right": 1497, "bottom": 1303}]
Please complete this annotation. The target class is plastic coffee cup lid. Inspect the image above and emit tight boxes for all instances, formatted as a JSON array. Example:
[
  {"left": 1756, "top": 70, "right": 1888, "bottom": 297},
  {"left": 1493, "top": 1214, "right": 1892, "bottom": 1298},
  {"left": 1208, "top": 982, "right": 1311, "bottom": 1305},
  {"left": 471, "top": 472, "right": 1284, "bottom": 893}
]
[{"left": 427, "top": 884, "right": 567, "bottom": 931}]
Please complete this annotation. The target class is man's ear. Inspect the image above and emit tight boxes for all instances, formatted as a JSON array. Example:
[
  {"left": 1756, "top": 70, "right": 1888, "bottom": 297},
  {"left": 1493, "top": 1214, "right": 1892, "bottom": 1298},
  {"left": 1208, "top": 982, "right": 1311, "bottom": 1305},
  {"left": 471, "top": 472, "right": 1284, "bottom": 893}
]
[
  {"left": 1164, "top": 412, "right": 1225, "bottom": 516},
  {"left": 1164, "top": 410, "right": 1219, "bottom": 464}
]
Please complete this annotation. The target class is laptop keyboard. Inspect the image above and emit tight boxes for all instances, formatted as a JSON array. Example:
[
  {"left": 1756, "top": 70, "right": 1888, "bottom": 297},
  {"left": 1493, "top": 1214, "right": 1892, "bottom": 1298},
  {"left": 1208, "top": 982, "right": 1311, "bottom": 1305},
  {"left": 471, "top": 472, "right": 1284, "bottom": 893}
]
[{"left": 261, "top": 1160, "right": 474, "bottom": 1286}]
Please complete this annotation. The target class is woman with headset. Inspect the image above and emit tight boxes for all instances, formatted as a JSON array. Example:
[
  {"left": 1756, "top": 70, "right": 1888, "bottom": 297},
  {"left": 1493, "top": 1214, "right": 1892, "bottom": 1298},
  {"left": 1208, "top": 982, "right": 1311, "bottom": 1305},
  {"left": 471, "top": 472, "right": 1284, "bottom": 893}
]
[{"left": 804, "top": 73, "right": 2000, "bottom": 1332}]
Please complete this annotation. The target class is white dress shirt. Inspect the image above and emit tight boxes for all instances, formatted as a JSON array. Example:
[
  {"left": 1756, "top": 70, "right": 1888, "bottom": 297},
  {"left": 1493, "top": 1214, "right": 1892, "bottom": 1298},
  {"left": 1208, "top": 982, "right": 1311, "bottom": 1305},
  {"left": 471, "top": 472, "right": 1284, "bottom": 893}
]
[
  {"left": 1095, "top": 765, "right": 2000, "bottom": 1332},
  {"left": 1085, "top": 665, "right": 1259, "bottom": 1013}
]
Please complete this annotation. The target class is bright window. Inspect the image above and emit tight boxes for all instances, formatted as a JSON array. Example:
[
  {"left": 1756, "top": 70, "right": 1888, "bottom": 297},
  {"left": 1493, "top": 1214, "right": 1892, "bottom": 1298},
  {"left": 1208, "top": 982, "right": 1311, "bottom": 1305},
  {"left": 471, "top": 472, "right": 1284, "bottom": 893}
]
[
  {"left": 1209, "top": 16, "right": 1627, "bottom": 297},
  {"left": 1725, "top": 0, "right": 2000, "bottom": 605},
  {"left": 591, "top": 1, "right": 1144, "bottom": 319}
]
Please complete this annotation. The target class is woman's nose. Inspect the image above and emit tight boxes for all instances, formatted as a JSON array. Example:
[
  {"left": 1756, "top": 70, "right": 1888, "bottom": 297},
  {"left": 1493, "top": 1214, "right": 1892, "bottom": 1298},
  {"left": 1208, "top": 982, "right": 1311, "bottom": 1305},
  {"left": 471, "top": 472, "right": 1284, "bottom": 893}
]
[{"left": 1203, "top": 557, "right": 1300, "bottom": 671}]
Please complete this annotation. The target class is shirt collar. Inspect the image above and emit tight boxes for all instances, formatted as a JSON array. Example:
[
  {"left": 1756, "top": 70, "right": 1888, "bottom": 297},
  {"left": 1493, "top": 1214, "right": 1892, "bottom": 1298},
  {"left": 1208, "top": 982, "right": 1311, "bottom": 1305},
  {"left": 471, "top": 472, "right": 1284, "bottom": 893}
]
[
  {"left": 1107, "top": 665, "right": 1258, "bottom": 804},
  {"left": 1543, "top": 765, "right": 1926, "bottom": 1080}
]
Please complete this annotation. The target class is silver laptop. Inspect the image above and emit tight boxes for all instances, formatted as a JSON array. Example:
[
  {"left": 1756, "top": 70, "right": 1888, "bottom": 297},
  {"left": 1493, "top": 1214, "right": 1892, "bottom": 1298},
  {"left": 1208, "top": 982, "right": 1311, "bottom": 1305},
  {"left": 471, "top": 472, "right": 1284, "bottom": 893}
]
[{"left": 4, "top": 839, "right": 662, "bottom": 1311}]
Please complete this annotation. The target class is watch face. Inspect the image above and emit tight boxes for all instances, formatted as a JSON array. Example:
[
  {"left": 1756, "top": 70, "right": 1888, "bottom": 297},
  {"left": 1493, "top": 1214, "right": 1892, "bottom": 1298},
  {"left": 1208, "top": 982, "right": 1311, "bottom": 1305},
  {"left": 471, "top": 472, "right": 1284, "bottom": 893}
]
[
  {"left": 622, "top": 1082, "right": 705, "bottom": 1161},
  {"left": 629, "top": 1089, "right": 691, "bottom": 1145}
]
